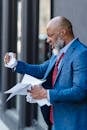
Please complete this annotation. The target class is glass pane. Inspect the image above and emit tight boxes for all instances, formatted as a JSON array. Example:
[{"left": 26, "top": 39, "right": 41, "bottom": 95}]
[
  {"left": 38, "top": 0, "right": 51, "bottom": 63},
  {"left": 8, "top": 0, "right": 22, "bottom": 111},
  {"left": 38, "top": 0, "right": 51, "bottom": 129}
]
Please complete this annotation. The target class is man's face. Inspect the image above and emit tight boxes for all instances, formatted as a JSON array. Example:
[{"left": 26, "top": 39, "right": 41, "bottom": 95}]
[{"left": 46, "top": 27, "right": 65, "bottom": 50}]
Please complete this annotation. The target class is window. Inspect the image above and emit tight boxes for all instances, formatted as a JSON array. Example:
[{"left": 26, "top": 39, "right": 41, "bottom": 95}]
[{"left": 38, "top": 0, "right": 51, "bottom": 63}]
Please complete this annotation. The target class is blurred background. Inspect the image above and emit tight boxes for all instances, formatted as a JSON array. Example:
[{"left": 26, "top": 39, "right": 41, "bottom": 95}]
[{"left": 0, "top": 0, "right": 87, "bottom": 130}]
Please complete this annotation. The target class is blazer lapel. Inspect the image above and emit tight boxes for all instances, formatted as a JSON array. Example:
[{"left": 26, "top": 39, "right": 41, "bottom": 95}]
[
  {"left": 44, "top": 55, "right": 57, "bottom": 79},
  {"left": 54, "top": 39, "right": 79, "bottom": 85}
]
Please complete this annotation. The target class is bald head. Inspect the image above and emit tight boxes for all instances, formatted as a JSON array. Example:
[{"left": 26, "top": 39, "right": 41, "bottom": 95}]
[{"left": 47, "top": 16, "right": 73, "bottom": 34}]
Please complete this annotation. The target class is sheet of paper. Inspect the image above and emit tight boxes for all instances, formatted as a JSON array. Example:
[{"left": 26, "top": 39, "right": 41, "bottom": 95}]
[
  {"left": 4, "top": 74, "right": 50, "bottom": 106},
  {"left": 4, "top": 83, "right": 29, "bottom": 94},
  {"left": 21, "top": 74, "right": 46, "bottom": 85}
]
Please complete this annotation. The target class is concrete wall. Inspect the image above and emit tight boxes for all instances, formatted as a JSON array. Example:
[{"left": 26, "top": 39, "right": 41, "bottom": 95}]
[{"left": 53, "top": 0, "right": 87, "bottom": 44}]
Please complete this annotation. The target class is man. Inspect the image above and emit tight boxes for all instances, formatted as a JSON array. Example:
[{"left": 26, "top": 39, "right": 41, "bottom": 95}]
[{"left": 4, "top": 16, "right": 87, "bottom": 130}]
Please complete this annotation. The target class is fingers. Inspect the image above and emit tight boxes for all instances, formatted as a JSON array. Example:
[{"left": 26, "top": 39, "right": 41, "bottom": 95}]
[
  {"left": 27, "top": 85, "right": 47, "bottom": 99},
  {"left": 4, "top": 53, "right": 10, "bottom": 64}
]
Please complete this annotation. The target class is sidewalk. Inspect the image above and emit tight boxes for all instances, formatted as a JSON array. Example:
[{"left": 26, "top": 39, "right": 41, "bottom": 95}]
[
  {"left": 0, "top": 119, "right": 9, "bottom": 130},
  {"left": 0, "top": 98, "right": 9, "bottom": 130}
]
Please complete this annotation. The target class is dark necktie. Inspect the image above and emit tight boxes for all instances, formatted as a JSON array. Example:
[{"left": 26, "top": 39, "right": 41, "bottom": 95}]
[{"left": 50, "top": 52, "right": 64, "bottom": 124}]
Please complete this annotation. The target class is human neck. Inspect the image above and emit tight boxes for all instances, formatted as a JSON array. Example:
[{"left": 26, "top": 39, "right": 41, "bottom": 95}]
[{"left": 64, "top": 35, "right": 74, "bottom": 45}]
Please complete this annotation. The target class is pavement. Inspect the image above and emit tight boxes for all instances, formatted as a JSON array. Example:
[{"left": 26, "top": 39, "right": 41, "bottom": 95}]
[
  {"left": 0, "top": 98, "right": 46, "bottom": 130},
  {"left": 0, "top": 98, "right": 9, "bottom": 130},
  {"left": 0, "top": 119, "right": 9, "bottom": 130}
]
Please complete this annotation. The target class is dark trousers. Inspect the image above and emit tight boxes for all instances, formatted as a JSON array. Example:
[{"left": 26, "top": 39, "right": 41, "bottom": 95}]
[{"left": 48, "top": 124, "right": 52, "bottom": 130}]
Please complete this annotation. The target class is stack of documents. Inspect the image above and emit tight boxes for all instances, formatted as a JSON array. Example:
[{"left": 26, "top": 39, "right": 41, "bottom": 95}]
[{"left": 4, "top": 74, "right": 50, "bottom": 106}]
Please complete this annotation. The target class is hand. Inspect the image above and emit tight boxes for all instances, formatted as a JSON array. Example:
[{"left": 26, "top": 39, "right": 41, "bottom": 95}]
[
  {"left": 4, "top": 52, "right": 17, "bottom": 68},
  {"left": 4, "top": 52, "right": 16, "bottom": 64},
  {"left": 27, "top": 85, "right": 47, "bottom": 100}
]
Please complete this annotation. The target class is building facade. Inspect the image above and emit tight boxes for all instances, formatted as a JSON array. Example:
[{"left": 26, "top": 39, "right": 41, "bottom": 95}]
[{"left": 0, "top": 0, "right": 87, "bottom": 130}]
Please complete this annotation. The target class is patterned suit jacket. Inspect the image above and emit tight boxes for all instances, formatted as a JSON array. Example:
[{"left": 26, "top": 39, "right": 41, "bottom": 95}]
[{"left": 16, "top": 39, "right": 87, "bottom": 130}]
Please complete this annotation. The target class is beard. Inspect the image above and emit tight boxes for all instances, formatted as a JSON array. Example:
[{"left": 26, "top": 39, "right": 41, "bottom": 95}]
[{"left": 52, "top": 38, "right": 65, "bottom": 55}]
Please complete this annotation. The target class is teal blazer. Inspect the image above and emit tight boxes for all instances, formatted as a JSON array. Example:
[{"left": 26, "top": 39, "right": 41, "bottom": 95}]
[{"left": 16, "top": 39, "right": 87, "bottom": 130}]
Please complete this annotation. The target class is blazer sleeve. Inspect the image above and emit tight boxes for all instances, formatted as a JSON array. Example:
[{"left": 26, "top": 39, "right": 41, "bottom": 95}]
[
  {"left": 49, "top": 51, "right": 87, "bottom": 103},
  {"left": 15, "top": 59, "right": 50, "bottom": 79}
]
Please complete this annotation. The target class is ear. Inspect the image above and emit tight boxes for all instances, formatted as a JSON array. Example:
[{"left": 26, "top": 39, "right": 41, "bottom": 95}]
[{"left": 60, "top": 29, "right": 66, "bottom": 37}]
